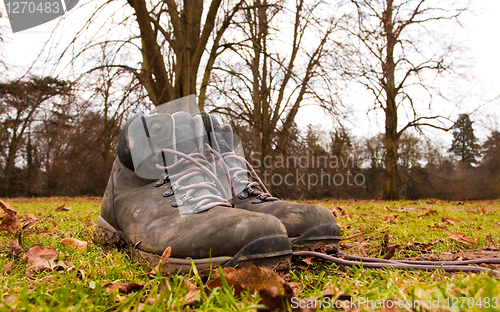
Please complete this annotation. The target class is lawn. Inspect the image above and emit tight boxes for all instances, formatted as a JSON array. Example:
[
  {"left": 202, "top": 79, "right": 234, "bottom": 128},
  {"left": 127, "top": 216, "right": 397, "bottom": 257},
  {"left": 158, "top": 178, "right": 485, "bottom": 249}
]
[{"left": 1, "top": 197, "right": 500, "bottom": 311}]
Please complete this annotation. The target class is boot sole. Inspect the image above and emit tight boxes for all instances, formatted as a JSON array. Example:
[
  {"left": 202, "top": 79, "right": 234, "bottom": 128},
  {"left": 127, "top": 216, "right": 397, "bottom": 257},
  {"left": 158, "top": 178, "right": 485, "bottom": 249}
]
[
  {"left": 93, "top": 216, "right": 292, "bottom": 275},
  {"left": 290, "top": 223, "right": 341, "bottom": 252}
]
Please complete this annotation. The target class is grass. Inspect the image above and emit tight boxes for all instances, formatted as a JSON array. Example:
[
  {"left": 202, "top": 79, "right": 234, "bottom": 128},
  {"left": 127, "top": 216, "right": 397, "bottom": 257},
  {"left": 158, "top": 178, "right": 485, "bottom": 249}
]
[{"left": 1, "top": 197, "right": 500, "bottom": 311}]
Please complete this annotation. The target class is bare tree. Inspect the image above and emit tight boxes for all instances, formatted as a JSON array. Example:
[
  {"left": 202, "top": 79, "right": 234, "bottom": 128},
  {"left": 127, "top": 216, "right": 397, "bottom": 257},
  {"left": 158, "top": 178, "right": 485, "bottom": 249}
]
[
  {"left": 338, "top": 0, "right": 469, "bottom": 199},
  {"left": 45, "top": 0, "right": 245, "bottom": 111},
  {"left": 208, "top": 0, "right": 340, "bottom": 168},
  {"left": 0, "top": 77, "right": 70, "bottom": 196}
]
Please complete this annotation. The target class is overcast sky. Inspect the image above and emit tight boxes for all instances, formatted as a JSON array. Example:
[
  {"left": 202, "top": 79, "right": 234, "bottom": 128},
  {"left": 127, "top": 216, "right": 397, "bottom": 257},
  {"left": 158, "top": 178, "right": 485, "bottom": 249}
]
[{"left": 1, "top": 0, "right": 499, "bottom": 146}]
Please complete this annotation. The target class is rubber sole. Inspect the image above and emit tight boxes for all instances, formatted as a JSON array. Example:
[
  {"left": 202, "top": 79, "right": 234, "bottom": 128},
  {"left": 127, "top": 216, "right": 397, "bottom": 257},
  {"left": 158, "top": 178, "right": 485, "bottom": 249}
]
[
  {"left": 290, "top": 223, "right": 341, "bottom": 252},
  {"left": 93, "top": 216, "right": 292, "bottom": 275}
]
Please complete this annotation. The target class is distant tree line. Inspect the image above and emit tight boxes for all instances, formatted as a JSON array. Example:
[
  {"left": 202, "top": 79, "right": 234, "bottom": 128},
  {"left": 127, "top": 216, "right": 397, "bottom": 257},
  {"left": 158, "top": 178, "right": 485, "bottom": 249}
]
[
  {"left": 1, "top": 79, "right": 499, "bottom": 200},
  {"left": 1, "top": 0, "right": 494, "bottom": 200},
  {"left": 0, "top": 71, "right": 147, "bottom": 197}
]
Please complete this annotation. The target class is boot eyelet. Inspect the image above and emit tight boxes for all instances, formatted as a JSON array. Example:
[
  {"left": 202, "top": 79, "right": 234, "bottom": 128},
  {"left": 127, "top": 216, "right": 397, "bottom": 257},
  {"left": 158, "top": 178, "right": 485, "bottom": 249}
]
[
  {"left": 171, "top": 182, "right": 181, "bottom": 192},
  {"left": 163, "top": 189, "right": 174, "bottom": 197},
  {"left": 252, "top": 194, "right": 267, "bottom": 204},
  {"left": 247, "top": 186, "right": 256, "bottom": 195},
  {"left": 238, "top": 191, "right": 248, "bottom": 199}
]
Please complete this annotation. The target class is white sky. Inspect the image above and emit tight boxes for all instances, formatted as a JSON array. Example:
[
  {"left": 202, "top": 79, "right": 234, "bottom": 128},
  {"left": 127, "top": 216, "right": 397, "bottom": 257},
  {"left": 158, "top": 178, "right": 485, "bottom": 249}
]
[{"left": 1, "top": 0, "right": 499, "bottom": 147}]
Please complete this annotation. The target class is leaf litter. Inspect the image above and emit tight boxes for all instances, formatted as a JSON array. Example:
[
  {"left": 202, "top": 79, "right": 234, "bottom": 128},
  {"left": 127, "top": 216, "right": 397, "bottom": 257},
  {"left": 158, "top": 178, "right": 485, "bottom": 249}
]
[{"left": 60, "top": 237, "right": 88, "bottom": 251}]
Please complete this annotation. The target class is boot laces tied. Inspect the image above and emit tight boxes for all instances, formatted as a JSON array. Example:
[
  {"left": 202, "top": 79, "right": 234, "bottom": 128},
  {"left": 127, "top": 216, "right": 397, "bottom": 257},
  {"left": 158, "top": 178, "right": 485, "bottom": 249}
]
[
  {"left": 154, "top": 148, "right": 232, "bottom": 214},
  {"left": 220, "top": 152, "right": 278, "bottom": 203}
]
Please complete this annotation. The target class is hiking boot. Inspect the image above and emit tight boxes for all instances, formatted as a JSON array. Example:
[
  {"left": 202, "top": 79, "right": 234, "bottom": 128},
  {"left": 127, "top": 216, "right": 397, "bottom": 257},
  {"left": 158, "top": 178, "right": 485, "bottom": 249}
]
[
  {"left": 201, "top": 113, "right": 341, "bottom": 251},
  {"left": 93, "top": 111, "right": 292, "bottom": 274}
]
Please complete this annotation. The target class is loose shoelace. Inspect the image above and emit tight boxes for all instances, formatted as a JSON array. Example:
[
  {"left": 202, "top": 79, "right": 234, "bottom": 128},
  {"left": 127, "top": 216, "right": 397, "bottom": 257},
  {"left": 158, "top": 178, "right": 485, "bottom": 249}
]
[
  {"left": 215, "top": 151, "right": 278, "bottom": 202},
  {"left": 154, "top": 149, "right": 232, "bottom": 214},
  {"left": 293, "top": 251, "right": 500, "bottom": 275}
]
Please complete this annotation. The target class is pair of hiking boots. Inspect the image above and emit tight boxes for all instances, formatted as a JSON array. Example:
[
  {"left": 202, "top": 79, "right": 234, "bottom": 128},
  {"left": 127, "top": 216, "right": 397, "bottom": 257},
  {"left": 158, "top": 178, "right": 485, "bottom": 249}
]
[{"left": 93, "top": 111, "right": 340, "bottom": 274}]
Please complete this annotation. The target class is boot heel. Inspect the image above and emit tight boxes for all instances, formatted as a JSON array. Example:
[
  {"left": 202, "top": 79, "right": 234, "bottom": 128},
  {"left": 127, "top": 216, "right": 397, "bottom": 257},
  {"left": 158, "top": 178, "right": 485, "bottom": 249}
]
[{"left": 96, "top": 215, "right": 118, "bottom": 239}]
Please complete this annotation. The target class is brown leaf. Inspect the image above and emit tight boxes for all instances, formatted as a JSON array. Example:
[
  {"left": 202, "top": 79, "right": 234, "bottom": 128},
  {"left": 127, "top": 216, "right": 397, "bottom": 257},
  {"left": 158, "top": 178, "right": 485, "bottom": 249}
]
[
  {"left": 181, "top": 278, "right": 200, "bottom": 305},
  {"left": 419, "top": 209, "right": 437, "bottom": 218},
  {"left": 147, "top": 246, "right": 172, "bottom": 277},
  {"left": 8, "top": 241, "right": 23, "bottom": 256},
  {"left": 486, "top": 235, "right": 498, "bottom": 249},
  {"left": 23, "top": 244, "right": 58, "bottom": 276},
  {"left": 44, "top": 226, "right": 57, "bottom": 235},
  {"left": 405, "top": 242, "right": 434, "bottom": 252},
  {"left": 383, "top": 215, "right": 399, "bottom": 224},
  {"left": 383, "top": 245, "right": 399, "bottom": 260},
  {"left": 102, "top": 282, "right": 146, "bottom": 294},
  {"left": 449, "top": 233, "right": 476, "bottom": 245},
  {"left": 0, "top": 198, "right": 17, "bottom": 216},
  {"left": 207, "top": 267, "right": 286, "bottom": 296},
  {"left": 301, "top": 257, "right": 312, "bottom": 266},
  {"left": 55, "top": 204, "right": 71, "bottom": 212},
  {"left": 0, "top": 214, "right": 21, "bottom": 234},
  {"left": 441, "top": 216, "right": 463, "bottom": 225},
  {"left": 21, "top": 214, "right": 37, "bottom": 230},
  {"left": 341, "top": 232, "right": 364, "bottom": 241},
  {"left": 340, "top": 242, "right": 354, "bottom": 249},
  {"left": 157, "top": 246, "right": 171, "bottom": 269},
  {"left": 60, "top": 238, "right": 87, "bottom": 251},
  {"left": 3, "top": 262, "right": 13, "bottom": 274},
  {"left": 258, "top": 284, "right": 300, "bottom": 312}
]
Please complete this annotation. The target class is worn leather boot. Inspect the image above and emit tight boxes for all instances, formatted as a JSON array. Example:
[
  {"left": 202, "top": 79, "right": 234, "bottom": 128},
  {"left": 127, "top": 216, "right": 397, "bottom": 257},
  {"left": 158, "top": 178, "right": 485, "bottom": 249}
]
[
  {"left": 93, "top": 112, "right": 292, "bottom": 274},
  {"left": 201, "top": 113, "right": 341, "bottom": 251}
]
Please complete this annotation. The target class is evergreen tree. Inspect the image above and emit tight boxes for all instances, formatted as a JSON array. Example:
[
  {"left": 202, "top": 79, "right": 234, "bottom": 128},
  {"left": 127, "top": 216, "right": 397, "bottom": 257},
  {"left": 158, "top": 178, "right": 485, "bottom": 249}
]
[
  {"left": 448, "top": 114, "right": 480, "bottom": 165},
  {"left": 481, "top": 130, "right": 500, "bottom": 173}
]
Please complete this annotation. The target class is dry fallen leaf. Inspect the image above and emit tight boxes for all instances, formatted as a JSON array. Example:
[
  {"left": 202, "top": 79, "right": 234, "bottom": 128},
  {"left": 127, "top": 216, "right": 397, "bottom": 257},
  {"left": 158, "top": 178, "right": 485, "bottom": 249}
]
[
  {"left": 357, "top": 240, "right": 368, "bottom": 256},
  {"left": 0, "top": 199, "right": 17, "bottom": 216},
  {"left": 44, "top": 226, "right": 57, "bottom": 235},
  {"left": 405, "top": 241, "right": 434, "bottom": 252},
  {"left": 0, "top": 214, "right": 21, "bottom": 234},
  {"left": 441, "top": 216, "right": 463, "bottom": 226},
  {"left": 341, "top": 232, "right": 364, "bottom": 241},
  {"left": 486, "top": 235, "right": 498, "bottom": 249},
  {"left": 383, "top": 245, "right": 399, "bottom": 260},
  {"left": 3, "top": 262, "right": 13, "bottom": 274},
  {"left": 207, "top": 267, "right": 286, "bottom": 296},
  {"left": 181, "top": 278, "right": 200, "bottom": 305},
  {"left": 21, "top": 214, "right": 37, "bottom": 230},
  {"left": 301, "top": 257, "right": 313, "bottom": 270},
  {"left": 23, "top": 244, "right": 58, "bottom": 276},
  {"left": 102, "top": 282, "right": 146, "bottom": 294},
  {"left": 60, "top": 238, "right": 88, "bottom": 251},
  {"left": 146, "top": 246, "right": 172, "bottom": 277},
  {"left": 383, "top": 215, "right": 399, "bottom": 224},
  {"left": 419, "top": 209, "right": 437, "bottom": 218},
  {"left": 257, "top": 284, "right": 299, "bottom": 312},
  {"left": 449, "top": 233, "right": 476, "bottom": 245},
  {"left": 8, "top": 241, "right": 23, "bottom": 256},
  {"left": 55, "top": 204, "right": 71, "bottom": 212}
]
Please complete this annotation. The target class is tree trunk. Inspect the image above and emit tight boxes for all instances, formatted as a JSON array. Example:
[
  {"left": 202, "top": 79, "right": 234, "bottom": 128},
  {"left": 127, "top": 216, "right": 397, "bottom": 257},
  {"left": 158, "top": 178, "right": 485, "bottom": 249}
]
[
  {"left": 382, "top": 0, "right": 399, "bottom": 200},
  {"left": 2, "top": 139, "right": 19, "bottom": 197}
]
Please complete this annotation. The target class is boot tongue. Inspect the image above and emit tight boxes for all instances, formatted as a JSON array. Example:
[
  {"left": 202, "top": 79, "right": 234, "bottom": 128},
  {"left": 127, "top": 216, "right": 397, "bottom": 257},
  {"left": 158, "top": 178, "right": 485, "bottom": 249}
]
[
  {"left": 210, "top": 116, "right": 233, "bottom": 153},
  {"left": 172, "top": 112, "right": 200, "bottom": 155}
]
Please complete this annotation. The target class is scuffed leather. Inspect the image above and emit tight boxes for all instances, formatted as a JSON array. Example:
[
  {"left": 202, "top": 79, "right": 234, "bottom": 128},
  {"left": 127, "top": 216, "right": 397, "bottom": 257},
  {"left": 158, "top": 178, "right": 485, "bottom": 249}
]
[
  {"left": 100, "top": 157, "right": 287, "bottom": 258},
  {"left": 232, "top": 197, "right": 337, "bottom": 238}
]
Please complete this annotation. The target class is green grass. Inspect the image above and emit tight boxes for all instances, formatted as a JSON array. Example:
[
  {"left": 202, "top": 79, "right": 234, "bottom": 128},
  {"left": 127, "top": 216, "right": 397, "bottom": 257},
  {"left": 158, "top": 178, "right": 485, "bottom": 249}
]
[{"left": 1, "top": 197, "right": 500, "bottom": 311}]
